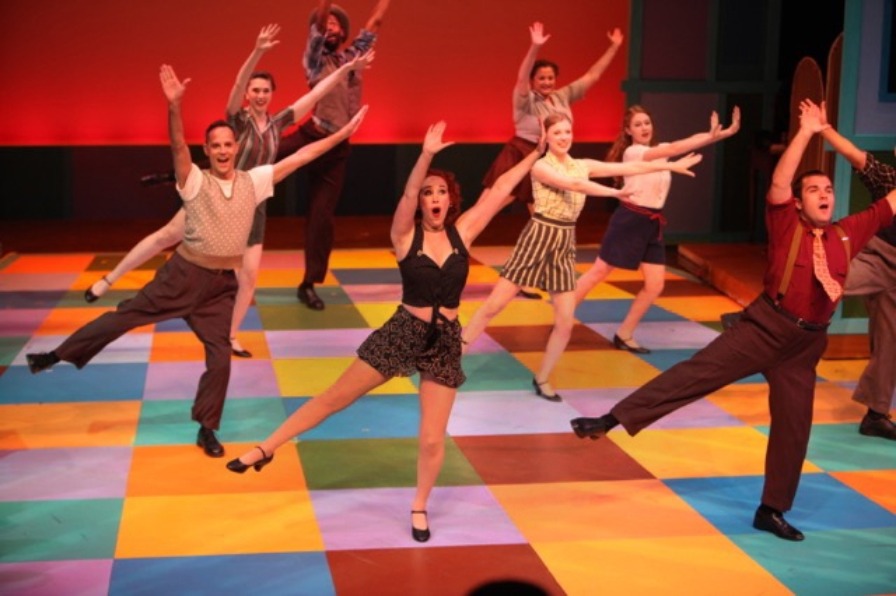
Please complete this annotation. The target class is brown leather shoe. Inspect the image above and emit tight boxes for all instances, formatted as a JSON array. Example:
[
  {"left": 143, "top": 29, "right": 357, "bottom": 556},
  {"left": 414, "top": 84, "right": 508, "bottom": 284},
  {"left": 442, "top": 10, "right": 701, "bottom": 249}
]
[
  {"left": 196, "top": 427, "right": 225, "bottom": 458},
  {"left": 570, "top": 417, "right": 610, "bottom": 440},
  {"left": 859, "top": 412, "right": 896, "bottom": 440},
  {"left": 297, "top": 284, "right": 325, "bottom": 310},
  {"left": 26, "top": 352, "right": 60, "bottom": 374},
  {"left": 752, "top": 507, "right": 804, "bottom": 541}
]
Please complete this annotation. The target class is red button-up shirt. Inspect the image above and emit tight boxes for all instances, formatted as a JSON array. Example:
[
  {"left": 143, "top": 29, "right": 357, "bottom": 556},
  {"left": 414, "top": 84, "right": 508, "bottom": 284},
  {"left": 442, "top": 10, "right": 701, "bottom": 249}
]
[{"left": 763, "top": 197, "right": 894, "bottom": 324}]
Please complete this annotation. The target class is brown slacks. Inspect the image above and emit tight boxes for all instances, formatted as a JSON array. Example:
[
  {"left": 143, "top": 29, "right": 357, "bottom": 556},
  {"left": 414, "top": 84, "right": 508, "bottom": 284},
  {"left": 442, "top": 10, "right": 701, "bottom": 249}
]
[
  {"left": 611, "top": 295, "right": 828, "bottom": 512},
  {"left": 277, "top": 120, "right": 351, "bottom": 285},
  {"left": 55, "top": 252, "right": 237, "bottom": 429},
  {"left": 844, "top": 236, "right": 896, "bottom": 414}
]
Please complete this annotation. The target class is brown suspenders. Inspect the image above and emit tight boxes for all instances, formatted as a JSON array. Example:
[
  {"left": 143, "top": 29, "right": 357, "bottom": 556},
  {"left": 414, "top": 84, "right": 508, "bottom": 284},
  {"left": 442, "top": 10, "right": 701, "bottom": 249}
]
[{"left": 776, "top": 223, "right": 850, "bottom": 301}]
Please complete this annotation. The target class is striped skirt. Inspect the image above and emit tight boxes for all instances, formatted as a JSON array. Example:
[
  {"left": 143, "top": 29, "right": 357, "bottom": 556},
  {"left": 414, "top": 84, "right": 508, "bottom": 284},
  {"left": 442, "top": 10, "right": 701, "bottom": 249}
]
[{"left": 500, "top": 214, "right": 577, "bottom": 293}]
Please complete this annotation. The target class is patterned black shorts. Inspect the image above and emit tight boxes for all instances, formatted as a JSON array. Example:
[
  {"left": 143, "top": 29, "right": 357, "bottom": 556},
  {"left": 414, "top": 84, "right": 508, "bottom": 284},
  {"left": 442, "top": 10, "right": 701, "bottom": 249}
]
[{"left": 357, "top": 306, "right": 466, "bottom": 388}]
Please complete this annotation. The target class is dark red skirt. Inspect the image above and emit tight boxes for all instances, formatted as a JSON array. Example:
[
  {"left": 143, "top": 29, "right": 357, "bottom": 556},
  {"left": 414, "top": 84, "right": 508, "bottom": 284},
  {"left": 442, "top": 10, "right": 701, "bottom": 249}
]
[{"left": 482, "top": 136, "right": 538, "bottom": 204}]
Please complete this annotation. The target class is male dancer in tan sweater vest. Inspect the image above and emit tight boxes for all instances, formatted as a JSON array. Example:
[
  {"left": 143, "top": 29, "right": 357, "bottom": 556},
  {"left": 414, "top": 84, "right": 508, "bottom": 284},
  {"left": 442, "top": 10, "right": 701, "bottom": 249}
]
[{"left": 26, "top": 65, "right": 366, "bottom": 458}]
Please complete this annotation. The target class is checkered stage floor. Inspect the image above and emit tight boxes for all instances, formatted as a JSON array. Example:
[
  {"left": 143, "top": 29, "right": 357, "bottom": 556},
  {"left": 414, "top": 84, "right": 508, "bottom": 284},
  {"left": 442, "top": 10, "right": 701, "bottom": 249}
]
[{"left": 1, "top": 246, "right": 894, "bottom": 595}]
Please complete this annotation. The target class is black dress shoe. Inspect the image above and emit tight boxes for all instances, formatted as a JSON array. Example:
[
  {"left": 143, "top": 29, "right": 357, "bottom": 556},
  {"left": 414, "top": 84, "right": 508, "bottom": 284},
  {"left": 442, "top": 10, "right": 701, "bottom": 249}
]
[
  {"left": 859, "top": 412, "right": 896, "bottom": 440},
  {"left": 297, "top": 284, "right": 325, "bottom": 310},
  {"left": 532, "top": 378, "right": 562, "bottom": 402},
  {"left": 752, "top": 507, "right": 804, "bottom": 541},
  {"left": 26, "top": 351, "right": 60, "bottom": 374},
  {"left": 570, "top": 417, "right": 610, "bottom": 440},
  {"left": 613, "top": 334, "right": 651, "bottom": 354},
  {"left": 411, "top": 510, "right": 431, "bottom": 542},
  {"left": 229, "top": 338, "right": 252, "bottom": 358},
  {"left": 226, "top": 446, "right": 274, "bottom": 473},
  {"left": 196, "top": 427, "right": 225, "bottom": 458}
]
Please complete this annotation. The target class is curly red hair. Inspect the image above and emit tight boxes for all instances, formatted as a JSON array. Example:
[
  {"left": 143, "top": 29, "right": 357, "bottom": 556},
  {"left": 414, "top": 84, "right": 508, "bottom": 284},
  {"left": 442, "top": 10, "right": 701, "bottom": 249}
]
[{"left": 420, "top": 169, "right": 463, "bottom": 226}]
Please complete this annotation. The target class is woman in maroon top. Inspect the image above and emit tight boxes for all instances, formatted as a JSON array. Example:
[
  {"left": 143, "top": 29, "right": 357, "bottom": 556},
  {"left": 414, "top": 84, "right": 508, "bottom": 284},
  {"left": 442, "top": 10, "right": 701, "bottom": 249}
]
[{"left": 569, "top": 100, "right": 896, "bottom": 542}]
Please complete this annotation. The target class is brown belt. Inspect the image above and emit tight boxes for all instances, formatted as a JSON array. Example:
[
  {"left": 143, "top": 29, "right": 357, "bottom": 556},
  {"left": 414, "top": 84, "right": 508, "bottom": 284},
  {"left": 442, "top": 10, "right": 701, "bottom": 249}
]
[{"left": 761, "top": 293, "right": 829, "bottom": 331}]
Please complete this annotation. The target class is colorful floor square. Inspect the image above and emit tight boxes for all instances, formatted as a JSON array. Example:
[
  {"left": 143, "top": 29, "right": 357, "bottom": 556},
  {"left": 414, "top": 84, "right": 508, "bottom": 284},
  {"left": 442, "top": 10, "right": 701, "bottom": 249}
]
[{"left": 1, "top": 247, "right": 894, "bottom": 596}]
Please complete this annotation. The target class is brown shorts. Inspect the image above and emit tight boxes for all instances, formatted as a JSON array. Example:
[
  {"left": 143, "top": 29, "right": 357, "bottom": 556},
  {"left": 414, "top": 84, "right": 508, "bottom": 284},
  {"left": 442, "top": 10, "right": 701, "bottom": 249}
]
[{"left": 357, "top": 306, "right": 466, "bottom": 388}]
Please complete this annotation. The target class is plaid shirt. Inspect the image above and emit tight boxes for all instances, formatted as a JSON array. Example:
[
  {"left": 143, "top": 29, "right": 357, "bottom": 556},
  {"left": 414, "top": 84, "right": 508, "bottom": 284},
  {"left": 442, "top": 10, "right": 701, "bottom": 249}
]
[
  {"left": 857, "top": 153, "right": 896, "bottom": 245},
  {"left": 303, "top": 24, "right": 376, "bottom": 133},
  {"left": 532, "top": 153, "right": 589, "bottom": 223},
  {"left": 228, "top": 107, "right": 295, "bottom": 170}
]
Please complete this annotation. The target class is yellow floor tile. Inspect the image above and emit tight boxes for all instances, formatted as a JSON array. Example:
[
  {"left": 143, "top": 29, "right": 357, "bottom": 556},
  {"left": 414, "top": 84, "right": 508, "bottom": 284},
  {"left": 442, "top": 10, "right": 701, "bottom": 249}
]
[
  {"left": 466, "top": 264, "right": 502, "bottom": 283},
  {"left": 257, "top": 269, "right": 303, "bottom": 288},
  {"left": 708, "top": 382, "right": 866, "bottom": 425},
  {"left": 258, "top": 270, "right": 340, "bottom": 287},
  {"left": 274, "top": 357, "right": 416, "bottom": 396},
  {"left": 116, "top": 491, "right": 323, "bottom": 557},
  {"left": 574, "top": 282, "right": 635, "bottom": 300},
  {"left": 816, "top": 358, "right": 872, "bottom": 382},
  {"left": 0, "top": 402, "right": 139, "bottom": 449},
  {"left": 654, "top": 295, "right": 743, "bottom": 321},
  {"left": 707, "top": 384, "right": 773, "bottom": 425},
  {"left": 5, "top": 254, "right": 94, "bottom": 273},
  {"left": 75, "top": 270, "right": 156, "bottom": 291},
  {"left": 457, "top": 299, "right": 557, "bottom": 328},
  {"left": 514, "top": 350, "right": 661, "bottom": 389},
  {"left": 492, "top": 480, "right": 720, "bottom": 542},
  {"left": 150, "top": 331, "right": 206, "bottom": 361},
  {"left": 126, "top": 444, "right": 306, "bottom": 497},
  {"left": 226, "top": 331, "right": 271, "bottom": 359},
  {"left": 605, "top": 268, "right": 651, "bottom": 282},
  {"left": 355, "top": 303, "right": 404, "bottom": 328},
  {"left": 467, "top": 246, "right": 514, "bottom": 266},
  {"left": 327, "top": 248, "right": 397, "bottom": 269},
  {"left": 539, "top": 536, "right": 788, "bottom": 596},
  {"left": 609, "top": 427, "right": 821, "bottom": 478},
  {"left": 830, "top": 470, "right": 896, "bottom": 514},
  {"left": 35, "top": 308, "right": 153, "bottom": 336},
  {"left": 810, "top": 381, "right": 867, "bottom": 422},
  {"left": 148, "top": 331, "right": 270, "bottom": 361}
]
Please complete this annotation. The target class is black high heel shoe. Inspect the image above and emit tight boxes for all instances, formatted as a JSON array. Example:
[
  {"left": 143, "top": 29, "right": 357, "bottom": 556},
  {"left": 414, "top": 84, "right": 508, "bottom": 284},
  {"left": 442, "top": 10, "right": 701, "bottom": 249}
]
[
  {"left": 411, "top": 510, "right": 431, "bottom": 542},
  {"left": 226, "top": 446, "right": 274, "bottom": 473},
  {"left": 84, "top": 276, "right": 111, "bottom": 303},
  {"left": 230, "top": 337, "right": 252, "bottom": 358},
  {"left": 613, "top": 334, "right": 651, "bottom": 354},
  {"left": 532, "top": 377, "right": 562, "bottom": 402}
]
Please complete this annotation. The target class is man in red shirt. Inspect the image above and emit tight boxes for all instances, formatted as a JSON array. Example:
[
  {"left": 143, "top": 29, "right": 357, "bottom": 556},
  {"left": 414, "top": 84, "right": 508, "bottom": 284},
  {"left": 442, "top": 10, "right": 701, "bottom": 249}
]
[{"left": 569, "top": 100, "right": 896, "bottom": 541}]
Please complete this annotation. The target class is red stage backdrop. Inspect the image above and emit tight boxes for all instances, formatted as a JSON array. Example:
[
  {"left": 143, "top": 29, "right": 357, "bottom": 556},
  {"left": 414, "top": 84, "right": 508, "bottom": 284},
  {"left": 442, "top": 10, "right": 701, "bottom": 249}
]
[{"left": 0, "top": 0, "right": 629, "bottom": 145}]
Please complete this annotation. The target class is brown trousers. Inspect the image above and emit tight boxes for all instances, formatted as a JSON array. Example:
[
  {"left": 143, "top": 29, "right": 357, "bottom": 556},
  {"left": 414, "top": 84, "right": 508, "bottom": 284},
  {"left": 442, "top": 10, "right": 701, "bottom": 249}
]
[
  {"left": 611, "top": 295, "right": 828, "bottom": 512},
  {"left": 55, "top": 252, "right": 237, "bottom": 429},
  {"left": 277, "top": 119, "right": 351, "bottom": 285},
  {"left": 844, "top": 236, "right": 896, "bottom": 413}
]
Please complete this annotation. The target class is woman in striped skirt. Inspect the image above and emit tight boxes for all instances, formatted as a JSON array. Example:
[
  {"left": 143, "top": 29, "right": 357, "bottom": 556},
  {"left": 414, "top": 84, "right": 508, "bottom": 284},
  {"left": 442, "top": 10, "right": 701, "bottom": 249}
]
[{"left": 461, "top": 113, "right": 702, "bottom": 401}]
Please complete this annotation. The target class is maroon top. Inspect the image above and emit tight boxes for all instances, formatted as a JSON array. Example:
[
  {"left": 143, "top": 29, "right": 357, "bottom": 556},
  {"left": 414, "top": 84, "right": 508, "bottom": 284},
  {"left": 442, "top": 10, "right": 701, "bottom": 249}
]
[{"left": 763, "top": 197, "right": 894, "bottom": 324}]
